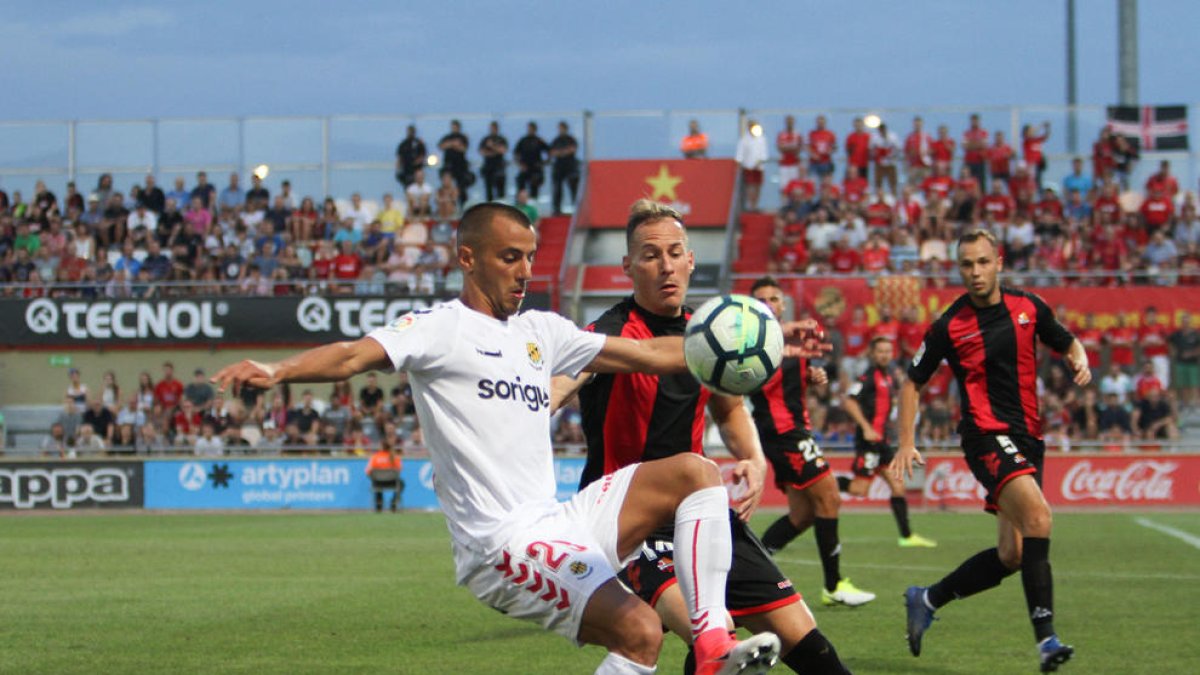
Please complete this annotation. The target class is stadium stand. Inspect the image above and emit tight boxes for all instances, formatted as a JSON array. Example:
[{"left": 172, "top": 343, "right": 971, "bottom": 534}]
[{"left": 2, "top": 110, "right": 1198, "bottom": 458}]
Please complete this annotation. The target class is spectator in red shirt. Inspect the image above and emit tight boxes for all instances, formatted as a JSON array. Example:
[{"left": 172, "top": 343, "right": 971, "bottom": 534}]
[
  {"left": 962, "top": 113, "right": 990, "bottom": 189},
  {"left": 930, "top": 125, "right": 956, "bottom": 166},
  {"left": 1021, "top": 121, "right": 1051, "bottom": 188},
  {"left": 309, "top": 240, "right": 336, "bottom": 282},
  {"left": 1092, "top": 127, "right": 1117, "bottom": 183},
  {"left": 904, "top": 116, "right": 932, "bottom": 185},
  {"left": 919, "top": 162, "right": 954, "bottom": 204},
  {"left": 171, "top": 398, "right": 203, "bottom": 446},
  {"left": 841, "top": 166, "right": 869, "bottom": 206},
  {"left": 1091, "top": 222, "right": 1131, "bottom": 280},
  {"left": 896, "top": 306, "right": 928, "bottom": 362},
  {"left": 1140, "top": 187, "right": 1175, "bottom": 231},
  {"left": 807, "top": 115, "right": 837, "bottom": 178},
  {"left": 1134, "top": 361, "right": 1164, "bottom": 401},
  {"left": 1107, "top": 315, "right": 1138, "bottom": 370},
  {"left": 1145, "top": 160, "right": 1180, "bottom": 199},
  {"left": 781, "top": 163, "right": 816, "bottom": 203},
  {"left": 1008, "top": 163, "right": 1039, "bottom": 217},
  {"left": 860, "top": 231, "right": 891, "bottom": 272},
  {"left": 1034, "top": 188, "right": 1066, "bottom": 232},
  {"left": 955, "top": 166, "right": 980, "bottom": 199},
  {"left": 769, "top": 231, "right": 808, "bottom": 274},
  {"left": 828, "top": 236, "right": 861, "bottom": 273},
  {"left": 1138, "top": 306, "right": 1172, "bottom": 387},
  {"left": 871, "top": 121, "right": 901, "bottom": 196},
  {"left": 154, "top": 361, "right": 184, "bottom": 411},
  {"left": 897, "top": 186, "right": 923, "bottom": 229},
  {"left": 776, "top": 114, "right": 804, "bottom": 187},
  {"left": 865, "top": 191, "right": 896, "bottom": 229},
  {"left": 332, "top": 240, "right": 363, "bottom": 292},
  {"left": 988, "top": 130, "right": 1015, "bottom": 186},
  {"left": 977, "top": 180, "right": 1015, "bottom": 223},
  {"left": 1092, "top": 181, "right": 1124, "bottom": 226},
  {"left": 1076, "top": 313, "right": 1104, "bottom": 371},
  {"left": 871, "top": 306, "right": 900, "bottom": 345},
  {"left": 844, "top": 117, "right": 873, "bottom": 184}
]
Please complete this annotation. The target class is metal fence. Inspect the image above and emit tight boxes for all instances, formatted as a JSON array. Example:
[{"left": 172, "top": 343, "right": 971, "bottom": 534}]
[{"left": 3, "top": 104, "right": 1199, "bottom": 212}]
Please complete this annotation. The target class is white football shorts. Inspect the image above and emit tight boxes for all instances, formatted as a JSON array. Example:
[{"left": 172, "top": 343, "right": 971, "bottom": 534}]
[{"left": 459, "top": 463, "right": 640, "bottom": 643}]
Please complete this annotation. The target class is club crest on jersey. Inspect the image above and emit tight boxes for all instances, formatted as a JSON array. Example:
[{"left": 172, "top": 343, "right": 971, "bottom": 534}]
[
  {"left": 1017, "top": 312, "right": 1031, "bottom": 326},
  {"left": 569, "top": 560, "right": 592, "bottom": 579},
  {"left": 526, "top": 342, "right": 544, "bottom": 370}
]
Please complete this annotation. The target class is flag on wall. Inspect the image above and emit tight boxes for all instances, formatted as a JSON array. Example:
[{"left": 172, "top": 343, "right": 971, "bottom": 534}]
[{"left": 1106, "top": 105, "right": 1189, "bottom": 151}]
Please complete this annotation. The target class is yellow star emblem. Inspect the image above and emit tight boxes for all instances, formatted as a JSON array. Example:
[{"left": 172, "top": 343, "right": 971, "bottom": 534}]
[{"left": 645, "top": 164, "right": 683, "bottom": 201}]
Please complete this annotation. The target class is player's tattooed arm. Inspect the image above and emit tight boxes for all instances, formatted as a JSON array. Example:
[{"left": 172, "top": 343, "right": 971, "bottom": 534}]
[{"left": 211, "top": 338, "right": 392, "bottom": 391}]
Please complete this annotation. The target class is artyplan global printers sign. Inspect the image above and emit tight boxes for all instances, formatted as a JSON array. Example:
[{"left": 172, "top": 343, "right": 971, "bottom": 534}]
[
  {"left": 1, "top": 295, "right": 450, "bottom": 346},
  {"left": 144, "top": 459, "right": 374, "bottom": 509},
  {"left": 0, "top": 461, "right": 144, "bottom": 510}
]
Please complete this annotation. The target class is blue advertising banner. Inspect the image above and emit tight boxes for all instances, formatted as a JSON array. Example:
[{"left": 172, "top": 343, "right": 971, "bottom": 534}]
[
  {"left": 145, "top": 459, "right": 374, "bottom": 509},
  {"left": 142, "top": 457, "right": 589, "bottom": 510}
]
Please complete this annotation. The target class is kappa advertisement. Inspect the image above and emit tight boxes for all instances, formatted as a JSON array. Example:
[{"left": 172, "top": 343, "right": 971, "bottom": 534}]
[{"left": 0, "top": 461, "right": 144, "bottom": 510}]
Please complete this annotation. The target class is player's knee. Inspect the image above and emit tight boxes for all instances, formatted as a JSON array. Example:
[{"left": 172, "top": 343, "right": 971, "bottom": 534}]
[
  {"left": 673, "top": 453, "right": 721, "bottom": 492},
  {"left": 847, "top": 479, "right": 869, "bottom": 497},
  {"left": 608, "top": 604, "right": 663, "bottom": 663},
  {"left": 815, "top": 489, "right": 841, "bottom": 517},
  {"left": 998, "top": 540, "right": 1022, "bottom": 570},
  {"left": 1022, "top": 507, "right": 1052, "bottom": 538}
]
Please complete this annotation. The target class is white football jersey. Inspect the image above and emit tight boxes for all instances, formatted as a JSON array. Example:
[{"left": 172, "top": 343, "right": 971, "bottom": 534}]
[{"left": 367, "top": 299, "right": 605, "bottom": 559}]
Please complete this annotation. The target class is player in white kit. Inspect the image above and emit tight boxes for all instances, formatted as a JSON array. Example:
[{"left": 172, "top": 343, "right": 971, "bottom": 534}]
[{"left": 213, "top": 203, "right": 785, "bottom": 675}]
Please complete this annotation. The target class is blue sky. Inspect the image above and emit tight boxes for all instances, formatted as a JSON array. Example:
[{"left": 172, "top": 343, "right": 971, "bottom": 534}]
[{"left": 2, "top": 1, "right": 1198, "bottom": 121}]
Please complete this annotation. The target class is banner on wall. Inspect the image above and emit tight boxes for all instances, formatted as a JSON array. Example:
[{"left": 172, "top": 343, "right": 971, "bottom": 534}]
[
  {"left": 144, "top": 459, "right": 375, "bottom": 509},
  {"left": 583, "top": 159, "right": 736, "bottom": 227},
  {"left": 0, "top": 461, "right": 144, "bottom": 510},
  {"left": 0, "top": 293, "right": 548, "bottom": 347},
  {"left": 739, "top": 453, "right": 1200, "bottom": 510}
]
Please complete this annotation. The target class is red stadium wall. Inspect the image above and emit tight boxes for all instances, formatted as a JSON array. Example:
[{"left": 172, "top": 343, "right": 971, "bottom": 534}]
[{"left": 716, "top": 453, "right": 1200, "bottom": 509}]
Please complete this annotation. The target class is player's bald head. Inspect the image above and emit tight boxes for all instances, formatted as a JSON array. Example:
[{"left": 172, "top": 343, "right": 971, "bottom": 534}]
[{"left": 458, "top": 202, "right": 533, "bottom": 251}]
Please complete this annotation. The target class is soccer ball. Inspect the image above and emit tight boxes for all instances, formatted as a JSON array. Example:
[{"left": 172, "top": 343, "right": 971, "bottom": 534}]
[{"left": 684, "top": 294, "right": 784, "bottom": 396}]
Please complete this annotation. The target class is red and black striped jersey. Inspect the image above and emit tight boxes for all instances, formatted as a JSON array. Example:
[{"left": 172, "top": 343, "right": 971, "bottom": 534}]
[
  {"left": 748, "top": 356, "right": 811, "bottom": 442},
  {"left": 578, "top": 297, "right": 711, "bottom": 489},
  {"left": 849, "top": 364, "right": 893, "bottom": 443},
  {"left": 908, "top": 286, "right": 1075, "bottom": 440}
]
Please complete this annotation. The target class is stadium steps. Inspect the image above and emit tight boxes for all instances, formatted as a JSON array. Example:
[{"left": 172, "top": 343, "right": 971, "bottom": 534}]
[
  {"left": 2, "top": 405, "right": 62, "bottom": 452},
  {"left": 733, "top": 212, "right": 774, "bottom": 275},
  {"left": 533, "top": 215, "right": 571, "bottom": 278}
]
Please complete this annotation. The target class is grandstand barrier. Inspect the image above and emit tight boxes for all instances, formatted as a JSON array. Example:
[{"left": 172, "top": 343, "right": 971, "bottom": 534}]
[{"left": 3, "top": 453, "right": 1198, "bottom": 511}]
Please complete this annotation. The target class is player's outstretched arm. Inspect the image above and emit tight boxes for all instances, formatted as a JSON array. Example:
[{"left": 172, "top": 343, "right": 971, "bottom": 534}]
[
  {"left": 211, "top": 338, "right": 392, "bottom": 392},
  {"left": 888, "top": 379, "right": 925, "bottom": 481},
  {"left": 1064, "top": 339, "right": 1091, "bottom": 386},
  {"left": 586, "top": 335, "right": 686, "bottom": 375},
  {"left": 707, "top": 394, "right": 767, "bottom": 522}
]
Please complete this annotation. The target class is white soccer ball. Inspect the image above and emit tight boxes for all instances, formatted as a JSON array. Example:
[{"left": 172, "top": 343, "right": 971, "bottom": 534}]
[{"left": 684, "top": 294, "right": 784, "bottom": 396}]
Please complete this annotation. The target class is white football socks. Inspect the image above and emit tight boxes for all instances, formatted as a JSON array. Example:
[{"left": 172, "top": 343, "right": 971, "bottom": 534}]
[
  {"left": 595, "top": 651, "right": 657, "bottom": 674},
  {"left": 672, "top": 486, "right": 733, "bottom": 639}
]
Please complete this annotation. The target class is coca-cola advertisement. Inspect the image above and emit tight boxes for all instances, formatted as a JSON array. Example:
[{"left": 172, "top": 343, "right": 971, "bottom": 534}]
[{"left": 716, "top": 453, "right": 1200, "bottom": 510}]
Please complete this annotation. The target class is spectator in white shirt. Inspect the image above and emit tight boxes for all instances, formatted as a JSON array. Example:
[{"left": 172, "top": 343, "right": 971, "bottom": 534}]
[{"left": 735, "top": 119, "right": 769, "bottom": 212}]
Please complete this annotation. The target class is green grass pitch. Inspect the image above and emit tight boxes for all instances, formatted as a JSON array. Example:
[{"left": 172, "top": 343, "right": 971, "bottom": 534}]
[{"left": 2, "top": 510, "right": 1198, "bottom": 674}]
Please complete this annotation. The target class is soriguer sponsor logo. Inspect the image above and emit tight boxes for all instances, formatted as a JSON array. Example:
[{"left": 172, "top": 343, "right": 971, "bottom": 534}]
[
  {"left": 1060, "top": 460, "right": 1177, "bottom": 501},
  {"left": 0, "top": 466, "right": 132, "bottom": 509}
]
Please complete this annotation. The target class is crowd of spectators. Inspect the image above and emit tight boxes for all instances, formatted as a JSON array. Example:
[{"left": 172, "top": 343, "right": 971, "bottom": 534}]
[
  {"left": 37, "top": 304, "right": 1197, "bottom": 459},
  {"left": 0, "top": 119, "right": 580, "bottom": 299},
  {"left": 732, "top": 113, "right": 1200, "bottom": 285}
]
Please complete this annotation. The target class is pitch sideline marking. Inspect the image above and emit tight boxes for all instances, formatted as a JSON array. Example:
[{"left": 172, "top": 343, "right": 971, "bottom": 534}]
[{"left": 1134, "top": 517, "right": 1200, "bottom": 551}]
